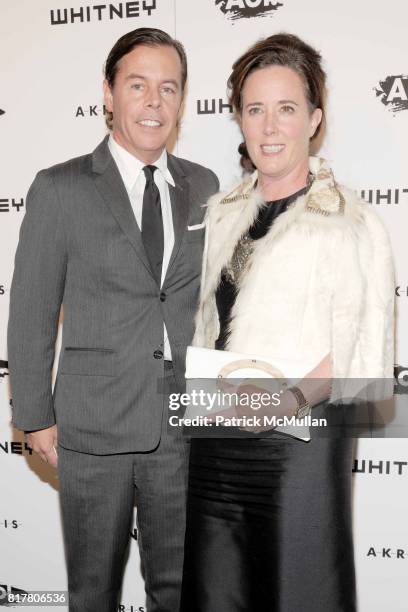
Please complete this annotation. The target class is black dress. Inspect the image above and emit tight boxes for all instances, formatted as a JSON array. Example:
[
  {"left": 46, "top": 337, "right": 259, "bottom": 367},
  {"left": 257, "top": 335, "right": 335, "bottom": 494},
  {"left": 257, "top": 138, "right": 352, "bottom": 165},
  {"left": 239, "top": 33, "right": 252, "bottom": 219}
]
[{"left": 180, "top": 190, "right": 356, "bottom": 612}]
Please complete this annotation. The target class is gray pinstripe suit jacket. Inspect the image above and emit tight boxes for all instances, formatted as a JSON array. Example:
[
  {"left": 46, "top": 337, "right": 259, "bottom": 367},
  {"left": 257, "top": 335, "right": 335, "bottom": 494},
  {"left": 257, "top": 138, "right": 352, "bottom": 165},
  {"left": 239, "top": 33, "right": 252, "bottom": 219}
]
[{"left": 8, "top": 136, "right": 219, "bottom": 454}]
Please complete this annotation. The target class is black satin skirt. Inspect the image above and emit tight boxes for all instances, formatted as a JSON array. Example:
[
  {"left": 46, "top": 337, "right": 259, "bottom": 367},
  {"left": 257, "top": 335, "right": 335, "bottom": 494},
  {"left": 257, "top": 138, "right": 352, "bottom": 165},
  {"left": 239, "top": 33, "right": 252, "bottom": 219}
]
[{"left": 181, "top": 429, "right": 356, "bottom": 612}]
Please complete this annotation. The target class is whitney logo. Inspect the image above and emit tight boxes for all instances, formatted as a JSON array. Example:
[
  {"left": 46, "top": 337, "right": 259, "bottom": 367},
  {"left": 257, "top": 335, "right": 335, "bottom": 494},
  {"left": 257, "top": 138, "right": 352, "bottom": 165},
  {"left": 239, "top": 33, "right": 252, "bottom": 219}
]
[
  {"left": 360, "top": 187, "right": 408, "bottom": 206},
  {"left": 215, "top": 0, "right": 283, "bottom": 21},
  {"left": 197, "top": 98, "right": 233, "bottom": 115},
  {"left": 0, "top": 441, "right": 33, "bottom": 455},
  {"left": 0, "top": 199, "right": 24, "bottom": 213},
  {"left": 50, "top": 1, "right": 157, "bottom": 25},
  {"left": 374, "top": 75, "right": 408, "bottom": 113},
  {"left": 353, "top": 459, "right": 408, "bottom": 476}
]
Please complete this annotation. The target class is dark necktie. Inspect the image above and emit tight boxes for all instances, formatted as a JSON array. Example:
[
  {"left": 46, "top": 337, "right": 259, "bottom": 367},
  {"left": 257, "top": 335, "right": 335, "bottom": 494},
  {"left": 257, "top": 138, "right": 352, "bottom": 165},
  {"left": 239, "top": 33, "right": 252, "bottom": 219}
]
[{"left": 141, "top": 165, "right": 164, "bottom": 284}]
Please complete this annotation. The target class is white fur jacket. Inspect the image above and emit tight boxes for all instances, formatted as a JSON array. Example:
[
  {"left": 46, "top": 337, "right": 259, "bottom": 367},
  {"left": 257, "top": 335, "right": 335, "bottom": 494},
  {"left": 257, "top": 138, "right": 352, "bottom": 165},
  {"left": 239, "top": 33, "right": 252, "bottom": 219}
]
[{"left": 193, "top": 157, "right": 395, "bottom": 402}]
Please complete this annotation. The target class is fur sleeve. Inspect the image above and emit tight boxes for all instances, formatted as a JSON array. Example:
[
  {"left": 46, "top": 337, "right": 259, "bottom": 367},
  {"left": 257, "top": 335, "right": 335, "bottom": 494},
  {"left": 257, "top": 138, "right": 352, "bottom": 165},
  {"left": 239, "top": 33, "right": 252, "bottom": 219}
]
[{"left": 330, "top": 205, "right": 395, "bottom": 403}]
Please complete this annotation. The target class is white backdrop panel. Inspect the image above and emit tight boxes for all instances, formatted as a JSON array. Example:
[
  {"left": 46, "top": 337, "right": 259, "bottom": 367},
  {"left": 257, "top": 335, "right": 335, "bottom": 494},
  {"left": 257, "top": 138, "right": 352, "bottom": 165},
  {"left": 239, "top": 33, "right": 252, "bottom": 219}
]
[{"left": 0, "top": 1, "right": 407, "bottom": 610}]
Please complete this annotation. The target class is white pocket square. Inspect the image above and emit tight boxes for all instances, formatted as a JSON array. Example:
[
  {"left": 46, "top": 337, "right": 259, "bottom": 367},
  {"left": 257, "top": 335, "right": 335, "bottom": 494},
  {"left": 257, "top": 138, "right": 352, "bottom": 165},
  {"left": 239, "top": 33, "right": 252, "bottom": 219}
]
[{"left": 187, "top": 222, "right": 206, "bottom": 231}]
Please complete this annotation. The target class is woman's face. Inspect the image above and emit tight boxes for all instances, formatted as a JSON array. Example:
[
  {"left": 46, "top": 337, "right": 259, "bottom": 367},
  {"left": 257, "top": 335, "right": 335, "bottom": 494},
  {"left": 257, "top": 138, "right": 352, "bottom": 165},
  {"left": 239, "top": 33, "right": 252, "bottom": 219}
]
[{"left": 240, "top": 65, "right": 322, "bottom": 184}]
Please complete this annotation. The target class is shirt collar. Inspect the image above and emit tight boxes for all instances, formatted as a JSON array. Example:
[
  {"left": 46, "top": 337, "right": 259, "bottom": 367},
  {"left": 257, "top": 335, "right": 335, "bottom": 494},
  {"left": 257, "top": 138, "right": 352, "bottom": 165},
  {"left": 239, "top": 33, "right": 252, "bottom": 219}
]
[{"left": 108, "top": 135, "right": 175, "bottom": 193}]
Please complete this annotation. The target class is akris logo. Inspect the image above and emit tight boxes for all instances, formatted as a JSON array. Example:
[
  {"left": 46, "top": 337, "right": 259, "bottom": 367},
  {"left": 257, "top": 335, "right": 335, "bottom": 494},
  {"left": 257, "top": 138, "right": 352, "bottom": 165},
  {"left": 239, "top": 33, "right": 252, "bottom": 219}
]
[
  {"left": 0, "top": 519, "right": 22, "bottom": 529},
  {"left": 395, "top": 286, "right": 408, "bottom": 298},
  {"left": 374, "top": 75, "right": 408, "bottom": 113},
  {"left": 215, "top": 0, "right": 283, "bottom": 21},
  {"left": 367, "top": 547, "right": 408, "bottom": 559},
  {"left": 75, "top": 105, "right": 108, "bottom": 118}
]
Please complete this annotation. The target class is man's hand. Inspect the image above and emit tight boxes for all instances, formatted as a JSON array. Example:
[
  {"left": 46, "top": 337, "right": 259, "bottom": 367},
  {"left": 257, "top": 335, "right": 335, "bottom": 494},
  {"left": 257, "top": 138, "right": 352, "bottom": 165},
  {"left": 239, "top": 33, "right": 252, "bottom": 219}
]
[{"left": 25, "top": 425, "right": 58, "bottom": 468}]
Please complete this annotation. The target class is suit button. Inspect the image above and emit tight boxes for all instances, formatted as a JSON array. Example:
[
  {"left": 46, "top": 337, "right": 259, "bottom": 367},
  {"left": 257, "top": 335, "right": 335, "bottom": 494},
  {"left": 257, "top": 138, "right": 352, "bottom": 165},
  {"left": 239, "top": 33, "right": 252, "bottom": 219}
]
[
  {"left": 160, "top": 292, "right": 166, "bottom": 302},
  {"left": 153, "top": 350, "right": 163, "bottom": 360}
]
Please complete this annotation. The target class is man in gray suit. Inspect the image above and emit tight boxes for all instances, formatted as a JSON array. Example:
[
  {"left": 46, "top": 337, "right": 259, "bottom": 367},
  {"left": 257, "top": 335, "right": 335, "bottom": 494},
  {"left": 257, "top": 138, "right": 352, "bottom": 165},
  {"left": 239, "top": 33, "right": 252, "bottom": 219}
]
[{"left": 8, "top": 28, "right": 218, "bottom": 612}]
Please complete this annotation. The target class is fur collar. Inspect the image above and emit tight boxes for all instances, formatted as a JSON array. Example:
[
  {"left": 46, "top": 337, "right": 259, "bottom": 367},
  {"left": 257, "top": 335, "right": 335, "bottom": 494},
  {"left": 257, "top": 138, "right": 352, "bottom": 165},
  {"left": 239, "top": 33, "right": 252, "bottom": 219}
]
[{"left": 202, "top": 157, "right": 364, "bottom": 303}]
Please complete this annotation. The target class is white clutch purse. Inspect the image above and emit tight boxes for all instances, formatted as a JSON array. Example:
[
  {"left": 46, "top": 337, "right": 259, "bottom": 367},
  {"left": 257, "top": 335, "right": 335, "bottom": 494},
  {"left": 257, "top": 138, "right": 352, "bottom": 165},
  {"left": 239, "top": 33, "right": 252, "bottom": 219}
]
[{"left": 184, "top": 345, "right": 315, "bottom": 441}]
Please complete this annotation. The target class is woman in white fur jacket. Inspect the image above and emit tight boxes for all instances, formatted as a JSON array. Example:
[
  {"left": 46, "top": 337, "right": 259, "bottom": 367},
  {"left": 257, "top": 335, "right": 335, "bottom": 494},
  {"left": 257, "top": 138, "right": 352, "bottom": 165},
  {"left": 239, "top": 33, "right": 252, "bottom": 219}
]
[{"left": 180, "top": 34, "right": 394, "bottom": 612}]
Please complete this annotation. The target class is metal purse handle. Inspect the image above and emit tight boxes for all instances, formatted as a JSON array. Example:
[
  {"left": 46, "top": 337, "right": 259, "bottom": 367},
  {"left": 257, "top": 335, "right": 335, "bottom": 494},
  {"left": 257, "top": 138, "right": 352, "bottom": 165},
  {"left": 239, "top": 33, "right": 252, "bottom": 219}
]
[
  {"left": 217, "top": 358, "right": 285, "bottom": 380},
  {"left": 212, "top": 358, "right": 289, "bottom": 417},
  {"left": 216, "top": 359, "right": 288, "bottom": 397}
]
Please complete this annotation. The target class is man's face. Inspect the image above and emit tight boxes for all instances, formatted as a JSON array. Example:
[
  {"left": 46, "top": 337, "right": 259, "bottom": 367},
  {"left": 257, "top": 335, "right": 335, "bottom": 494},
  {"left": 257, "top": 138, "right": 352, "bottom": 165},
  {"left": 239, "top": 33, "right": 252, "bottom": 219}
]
[{"left": 104, "top": 44, "right": 183, "bottom": 164}]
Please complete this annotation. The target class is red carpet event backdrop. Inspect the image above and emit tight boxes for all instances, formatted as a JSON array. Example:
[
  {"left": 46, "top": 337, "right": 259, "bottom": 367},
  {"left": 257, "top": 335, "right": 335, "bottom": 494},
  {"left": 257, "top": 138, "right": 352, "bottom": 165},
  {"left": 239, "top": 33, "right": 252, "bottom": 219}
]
[{"left": 0, "top": 1, "right": 407, "bottom": 610}]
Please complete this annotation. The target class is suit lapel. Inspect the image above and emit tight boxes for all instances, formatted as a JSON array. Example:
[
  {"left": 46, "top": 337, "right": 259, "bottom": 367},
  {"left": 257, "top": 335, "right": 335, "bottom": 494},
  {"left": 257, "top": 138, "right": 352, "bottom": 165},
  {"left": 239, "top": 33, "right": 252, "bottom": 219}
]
[
  {"left": 91, "top": 137, "right": 153, "bottom": 278},
  {"left": 165, "top": 154, "right": 191, "bottom": 279}
]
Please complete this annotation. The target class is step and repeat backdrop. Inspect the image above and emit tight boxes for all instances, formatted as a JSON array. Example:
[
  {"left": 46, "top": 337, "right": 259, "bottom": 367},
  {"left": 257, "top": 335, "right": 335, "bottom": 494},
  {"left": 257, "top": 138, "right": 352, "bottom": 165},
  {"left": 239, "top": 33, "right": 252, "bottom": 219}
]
[{"left": 1, "top": 1, "right": 408, "bottom": 610}]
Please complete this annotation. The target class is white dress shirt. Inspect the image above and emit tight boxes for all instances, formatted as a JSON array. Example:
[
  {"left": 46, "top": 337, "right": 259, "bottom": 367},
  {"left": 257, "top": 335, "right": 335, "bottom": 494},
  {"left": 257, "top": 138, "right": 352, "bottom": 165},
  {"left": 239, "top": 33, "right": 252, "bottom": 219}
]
[{"left": 108, "top": 135, "right": 175, "bottom": 360}]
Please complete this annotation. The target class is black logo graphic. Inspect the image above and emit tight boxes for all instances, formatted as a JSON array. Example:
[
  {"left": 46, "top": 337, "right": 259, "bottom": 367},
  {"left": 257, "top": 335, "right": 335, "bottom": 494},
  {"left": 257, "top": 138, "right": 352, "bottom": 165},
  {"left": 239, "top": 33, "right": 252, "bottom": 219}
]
[
  {"left": 130, "top": 527, "right": 138, "bottom": 541},
  {"left": 0, "top": 109, "right": 5, "bottom": 116},
  {"left": 394, "top": 364, "right": 408, "bottom": 394},
  {"left": 0, "top": 360, "right": 8, "bottom": 380},
  {"left": 50, "top": 1, "right": 157, "bottom": 25},
  {"left": 374, "top": 75, "right": 408, "bottom": 113},
  {"left": 215, "top": 0, "right": 283, "bottom": 21},
  {"left": 0, "top": 585, "right": 27, "bottom": 606}
]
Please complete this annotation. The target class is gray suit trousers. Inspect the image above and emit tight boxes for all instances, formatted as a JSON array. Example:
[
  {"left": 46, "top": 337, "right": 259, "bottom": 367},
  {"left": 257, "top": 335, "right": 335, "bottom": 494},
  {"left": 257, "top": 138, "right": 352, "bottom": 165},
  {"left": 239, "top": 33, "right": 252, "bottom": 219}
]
[{"left": 58, "top": 363, "right": 188, "bottom": 612}]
